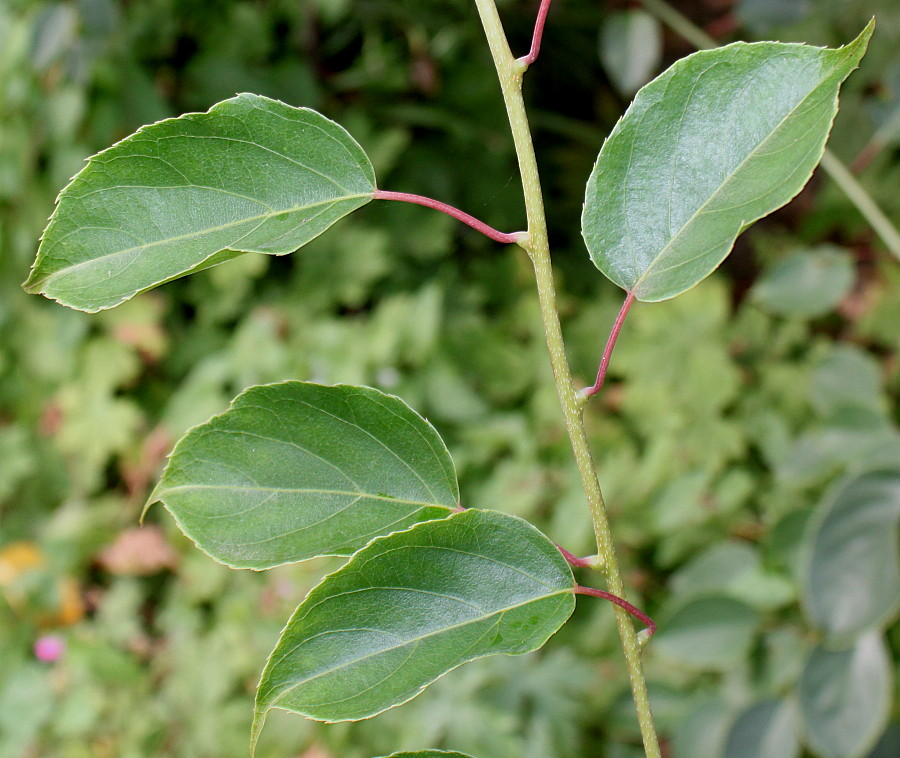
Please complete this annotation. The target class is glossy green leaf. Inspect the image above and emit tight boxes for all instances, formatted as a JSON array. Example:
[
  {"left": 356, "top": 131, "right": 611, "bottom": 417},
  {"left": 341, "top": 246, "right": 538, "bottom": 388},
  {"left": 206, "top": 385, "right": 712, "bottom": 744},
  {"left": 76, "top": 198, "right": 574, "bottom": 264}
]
[
  {"left": 751, "top": 246, "right": 855, "bottom": 318},
  {"left": 723, "top": 700, "right": 800, "bottom": 758},
  {"left": 798, "top": 632, "right": 892, "bottom": 758},
  {"left": 252, "top": 509, "right": 575, "bottom": 746},
  {"left": 150, "top": 381, "right": 458, "bottom": 570},
  {"left": 24, "top": 93, "right": 375, "bottom": 312},
  {"left": 582, "top": 23, "right": 872, "bottom": 302},
  {"left": 801, "top": 469, "right": 900, "bottom": 640}
]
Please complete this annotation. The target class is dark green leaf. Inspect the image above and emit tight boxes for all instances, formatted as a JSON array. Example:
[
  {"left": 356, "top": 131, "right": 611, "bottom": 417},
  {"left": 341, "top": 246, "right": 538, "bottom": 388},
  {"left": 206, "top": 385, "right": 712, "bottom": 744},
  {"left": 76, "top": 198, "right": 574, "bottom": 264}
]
[
  {"left": 801, "top": 469, "right": 900, "bottom": 640},
  {"left": 25, "top": 93, "right": 375, "bottom": 311},
  {"left": 723, "top": 700, "right": 800, "bottom": 758},
  {"left": 751, "top": 246, "right": 855, "bottom": 318},
  {"left": 798, "top": 632, "right": 892, "bottom": 758},
  {"left": 150, "top": 382, "right": 458, "bottom": 570},
  {"left": 252, "top": 509, "right": 575, "bottom": 746},
  {"left": 582, "top": 24, "right": 872, "bottom": 302}
]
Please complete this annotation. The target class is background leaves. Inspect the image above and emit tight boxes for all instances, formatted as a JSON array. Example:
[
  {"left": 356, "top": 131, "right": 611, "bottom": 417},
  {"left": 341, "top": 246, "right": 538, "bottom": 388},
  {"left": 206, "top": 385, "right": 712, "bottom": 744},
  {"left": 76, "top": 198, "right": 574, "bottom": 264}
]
[{"left": 1, "top": 1, "right": 897, "bottom": 757}]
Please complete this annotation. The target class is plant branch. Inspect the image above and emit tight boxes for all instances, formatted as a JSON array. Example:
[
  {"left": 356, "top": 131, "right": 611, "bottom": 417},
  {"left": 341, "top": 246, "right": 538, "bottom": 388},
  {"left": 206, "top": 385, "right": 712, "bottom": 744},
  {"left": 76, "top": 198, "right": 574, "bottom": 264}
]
[
  {"left": 581, "top": 291, "right": 636, "bottom": 400},
  {"left": 473, "top": 2, "right": 661, "bottom": 755},
  {"left": 374, "top": 189, "right": 524, "bottom": 244},
  {"left": 640, "top": 0, "right": 900, "bottom": 261},
  {"left": 575, "top": 585, "right": 657, "bottom": 641},
  {"left": 518, "top": 0, "right": 553, "bottom": 68},
  {"left": 818, "top": 151, "right": 900, "bottom": 260}
]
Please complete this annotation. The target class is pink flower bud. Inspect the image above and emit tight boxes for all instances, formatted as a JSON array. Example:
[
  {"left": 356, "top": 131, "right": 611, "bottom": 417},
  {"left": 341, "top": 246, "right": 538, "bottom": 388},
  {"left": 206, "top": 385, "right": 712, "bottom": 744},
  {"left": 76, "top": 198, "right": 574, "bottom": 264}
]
[{"left": 34, "top": 634, "right": 65, "bottom": 663}]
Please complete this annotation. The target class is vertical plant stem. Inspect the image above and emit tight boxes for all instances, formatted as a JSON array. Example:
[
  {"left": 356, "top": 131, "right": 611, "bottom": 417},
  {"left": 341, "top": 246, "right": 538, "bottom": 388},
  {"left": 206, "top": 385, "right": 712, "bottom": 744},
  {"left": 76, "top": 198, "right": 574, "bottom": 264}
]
[{"left": 472, "top": 2, "right": 661, "bottom": 755}]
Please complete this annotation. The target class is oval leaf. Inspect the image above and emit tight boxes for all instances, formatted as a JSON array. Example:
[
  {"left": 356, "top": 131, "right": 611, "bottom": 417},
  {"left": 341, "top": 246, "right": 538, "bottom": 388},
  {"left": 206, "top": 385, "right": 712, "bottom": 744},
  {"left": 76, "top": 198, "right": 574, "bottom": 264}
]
[
  {"left": 723, "top": 700, "right": 800, "bottom": 758},
  {"left": 751, "top": 246, "right": 856, "bottom": 318},
  {"left": 24, "top": 93, "right": 375, "bottom": 312},
  {"left": 798, "top": 632, "right": 892, "bottom": 758},
  {"left": 150, "top": 381, "right": 459, "bottom": 570},
  {"left": 599, "top": 10, "right": 663, "bottom": 96},
  {"left": 582, "top": 23, "right": 873, "bottom": 302},
  {"left": 801, "top": 468, "right": 900, "bottom": 640},
  {"left": 654, "top": 596, "right": 761, "bottom": 670},
  {"left": 252, "top": 509, "right": 575, "bottom": 745}
]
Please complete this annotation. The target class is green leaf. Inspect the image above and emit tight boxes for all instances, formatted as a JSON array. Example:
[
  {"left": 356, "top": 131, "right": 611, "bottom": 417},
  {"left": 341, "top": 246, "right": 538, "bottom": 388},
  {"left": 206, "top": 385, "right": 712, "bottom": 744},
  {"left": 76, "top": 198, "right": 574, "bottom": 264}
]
[
  {"left": 252, "top": 509, "right": 575, "bottom": 746},
  {"left": 599, "top": 10, "right": 662, "bottom": 96},
  {"left": 150, "top": 381, "right": 459, "bottom": 570},
  {"left": 723, "top": 700, "right": 800, "bottom": 758},
  {"left": 798, "top": 632, "right": 892, "bottom": 758},
  {"left": 751, "top": 246, "right": 855, "bottom": 318},
  {"left": 582, "top": 23, "right": 873, "bottom": 302},
  {"left": 654, "top": 597, "right": 761, "bottom": 670},
  {"left": 376, "top": 753, "right": 476, "bottom": 758},
  {"left": 24, "top": 93, "right": 375, "bottom": 312},
  {"left": 801, "top": 469, "right": 900, "bottom": 640}
]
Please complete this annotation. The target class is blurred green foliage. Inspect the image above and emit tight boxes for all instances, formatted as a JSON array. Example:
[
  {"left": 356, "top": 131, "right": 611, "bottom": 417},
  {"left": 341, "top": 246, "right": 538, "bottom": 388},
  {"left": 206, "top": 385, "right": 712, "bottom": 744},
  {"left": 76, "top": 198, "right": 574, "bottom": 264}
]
[{"left": 0, "top": 1, "right": 897, "bottom": 757}]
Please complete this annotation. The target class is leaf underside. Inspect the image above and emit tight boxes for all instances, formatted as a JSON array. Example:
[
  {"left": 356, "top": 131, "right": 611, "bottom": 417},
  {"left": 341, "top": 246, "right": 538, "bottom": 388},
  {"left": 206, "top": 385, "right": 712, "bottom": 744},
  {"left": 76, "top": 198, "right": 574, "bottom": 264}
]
[
  {"left": 582, "top": 23, "right": 872, "bottom": 302},
  {"left": 151, "top": 381, "right": 459, "bottom": 570},
  {"left": 24, "top": 93, "right": 375, "bottom": 312},
  {"left": 251, "top": 509, "right": 575, "bottom": 748}
]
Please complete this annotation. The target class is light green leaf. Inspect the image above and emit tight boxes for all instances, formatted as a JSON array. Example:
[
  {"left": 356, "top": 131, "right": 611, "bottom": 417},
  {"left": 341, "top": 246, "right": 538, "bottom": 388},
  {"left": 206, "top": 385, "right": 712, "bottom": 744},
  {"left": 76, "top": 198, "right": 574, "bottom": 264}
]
[
  {"left": 376, "top": 753, "right": 476, "bottom": 758},
  {"left": 723, "top": 700, "right": 800, "bottom": 758},
  {"left": 582, "top": 23, "right": 873, "bottom": 302},
  {"left": 801, "top": 469, "right": 900, "bottom": 640},
  {"left": 751, "top": 246, "right": 855, "bottom": 318},
  {"left": 150, "top": 381, "right": 459, "bottom": 570},
  {"left": 599, "top": 10, "right": 663, "bottom": 96},
  {"left": 24, "top": 93, "right": 375, "bottom": 312},
  {"left": 654, "top": 597, "right": 760, "bottom": 670},
  {"left": 798, "top": 632, "right": 892, "bottom": 758},
  {"left": 252, "top": 509, "right": 575, "bottom": 746}
]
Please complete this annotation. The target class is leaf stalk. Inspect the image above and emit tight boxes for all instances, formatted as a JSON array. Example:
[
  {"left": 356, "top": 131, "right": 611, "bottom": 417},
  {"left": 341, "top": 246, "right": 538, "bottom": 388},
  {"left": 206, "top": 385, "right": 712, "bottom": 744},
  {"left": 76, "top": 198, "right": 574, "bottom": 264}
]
[
  {"left": 373, "top": 189, "right": 523, "bottom": 244},
  {"left": 581, "top": 291, "right": 636, "bottom": 400}
]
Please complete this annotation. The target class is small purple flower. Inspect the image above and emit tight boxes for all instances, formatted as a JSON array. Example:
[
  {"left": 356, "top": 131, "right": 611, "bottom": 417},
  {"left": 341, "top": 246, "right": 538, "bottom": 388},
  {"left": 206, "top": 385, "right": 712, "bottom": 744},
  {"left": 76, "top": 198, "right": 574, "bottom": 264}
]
[{"left": 34, "top": 634, "right": 65, "bottom": 663}]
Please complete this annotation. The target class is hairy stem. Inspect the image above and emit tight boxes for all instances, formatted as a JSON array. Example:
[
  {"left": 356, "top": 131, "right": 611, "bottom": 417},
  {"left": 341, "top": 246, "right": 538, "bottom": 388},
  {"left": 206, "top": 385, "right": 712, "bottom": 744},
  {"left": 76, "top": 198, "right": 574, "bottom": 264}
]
[
  {"left": 373, "top": 189, "right": 523, "bottom": 244},
  {"left": 473, "top": 2, "right": 661, "bottom": 755},
  {"left": 640, "top": 0, "right": 900, "bottom": 261},
  {"left": 581, "top": 291, "right": 636, "bottom": 400}
]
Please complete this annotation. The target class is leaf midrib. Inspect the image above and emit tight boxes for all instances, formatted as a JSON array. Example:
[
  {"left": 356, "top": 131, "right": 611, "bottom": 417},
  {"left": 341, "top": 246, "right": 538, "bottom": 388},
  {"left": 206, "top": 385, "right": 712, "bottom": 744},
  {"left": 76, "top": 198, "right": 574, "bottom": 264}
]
[
  {"left": 630, "top": 60, "right": 838, "bottom": 294},
  {"left": 266, "top": 587, "right": 571, "bottom": 709},
  {"left": 32, "top": 192, "right": 372, "bottom": 289},
  {"left": 159, "top": 483, "right": 451, "bottom": 511}
]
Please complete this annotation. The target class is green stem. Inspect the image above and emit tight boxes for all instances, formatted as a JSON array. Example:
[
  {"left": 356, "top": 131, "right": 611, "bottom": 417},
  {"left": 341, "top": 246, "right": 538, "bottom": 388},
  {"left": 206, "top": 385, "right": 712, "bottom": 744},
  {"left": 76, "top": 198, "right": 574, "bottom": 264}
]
[
  {"left": 640, "top": 0, "right": 900, "bottom": 261},
  {"left": 472, "top": 2, "right": 661, "bottom": 755},
  {"left": 819, "top": 151, "right": 900, "bottom": 260}
]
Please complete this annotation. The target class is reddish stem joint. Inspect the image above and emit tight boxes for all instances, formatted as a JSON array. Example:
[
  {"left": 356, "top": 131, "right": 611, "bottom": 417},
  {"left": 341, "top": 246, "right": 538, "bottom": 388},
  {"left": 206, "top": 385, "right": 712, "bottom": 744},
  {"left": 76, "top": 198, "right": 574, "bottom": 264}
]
[
  {"left": 519, "top": 0, "right": 553, "bottom": 68},
  {"left": 575, "top": 585, "right": 656, "bottom": 641},
  {"left": 557, "top": 544, "right": 594, "bottom": 568},
  {"left": 580, "top": 291, "right": 636, "bottom": 400},
  {"left": 373, "top": 189, "right": 523, "bottom": 245}
]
